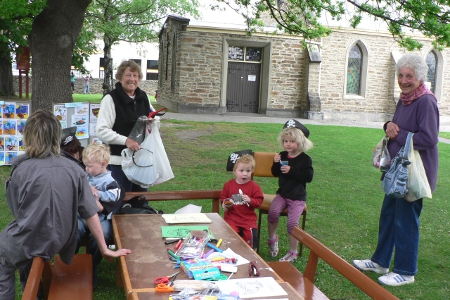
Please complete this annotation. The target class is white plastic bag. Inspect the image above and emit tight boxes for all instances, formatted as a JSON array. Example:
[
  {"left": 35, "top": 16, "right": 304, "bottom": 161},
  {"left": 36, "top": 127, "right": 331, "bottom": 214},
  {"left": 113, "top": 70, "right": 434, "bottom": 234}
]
[
  {"left": 121, "top": 121, "right": 174, "bottom": 188},
  {"left": 405, "top": 137, "right": 432, "bottom": 201}
]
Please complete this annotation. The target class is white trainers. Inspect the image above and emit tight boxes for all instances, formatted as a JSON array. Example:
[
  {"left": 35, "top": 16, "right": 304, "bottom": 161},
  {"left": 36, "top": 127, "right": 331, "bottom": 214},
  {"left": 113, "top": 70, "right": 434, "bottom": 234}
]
[
  {"left": 378, "top": 272, "right": 415, "bottom": 286},
  {"left": 353, "top": 259, "right": 389, "bottom": 274}
]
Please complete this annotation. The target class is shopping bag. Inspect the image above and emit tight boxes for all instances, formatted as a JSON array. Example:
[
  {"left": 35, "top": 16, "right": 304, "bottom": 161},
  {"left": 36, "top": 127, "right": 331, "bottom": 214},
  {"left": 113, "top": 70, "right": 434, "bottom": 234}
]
[
  {"left": 372, "top": 136, "right": 391, "bottom": 172},
  {"left": 405, "top": 137, "right": 432, "bottom": 201},
  {"left": 382, "top": 132, "right": 413, "bottom": 198},
  {"left": 122, "top": 121, "right": 174, "bottom": 188}
]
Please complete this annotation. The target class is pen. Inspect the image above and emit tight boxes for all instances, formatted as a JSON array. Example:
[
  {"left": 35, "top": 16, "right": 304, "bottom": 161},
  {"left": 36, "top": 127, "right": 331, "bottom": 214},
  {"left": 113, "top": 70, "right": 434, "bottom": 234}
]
[
  {"left": 167, "top": 249, "right": 180, "bottom": 260},
  {"left": 207, "top": 242, "right": 223, "bottom": 253},
  {"left": 216, "top": 238, "right": 223, "bottom": 248}
]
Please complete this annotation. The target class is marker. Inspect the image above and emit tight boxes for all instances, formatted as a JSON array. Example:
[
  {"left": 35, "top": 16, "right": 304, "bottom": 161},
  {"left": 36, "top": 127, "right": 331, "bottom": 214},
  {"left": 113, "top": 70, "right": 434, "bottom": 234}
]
[
  {"left": 167, "top": 249, "right": 180, "bottom": 260},
  {"left": 174, "top": 239, "right": 183, "bottom": 251},
  {"left": 202, "top": 249, "right": 214, "bottom": 259},
  {"left": 165, "top": 239, "right": 180, "bottom": 245},
  {"left": 216, "top": 238, "right": 223, "bottom": 248},
  {"left": 207, "top": 242, "right": 223, "bottom": 253}
]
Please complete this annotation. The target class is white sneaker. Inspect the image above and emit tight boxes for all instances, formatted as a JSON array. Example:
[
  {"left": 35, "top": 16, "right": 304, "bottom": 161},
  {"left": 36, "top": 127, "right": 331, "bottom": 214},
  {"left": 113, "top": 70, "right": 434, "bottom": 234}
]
[
  {"left": 353, "top": 259, "right": 389, "bottom": 274},
  {"left": 378, "top": 272, "right": 415, "bottom": 286}
]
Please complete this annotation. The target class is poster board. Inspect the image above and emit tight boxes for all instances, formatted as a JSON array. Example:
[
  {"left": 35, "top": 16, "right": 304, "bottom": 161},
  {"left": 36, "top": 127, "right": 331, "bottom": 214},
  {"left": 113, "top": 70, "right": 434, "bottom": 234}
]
[
  {"left": 0, "top": 100, "right": 31, "bottom": 165},
  {"left": 53, "top": 102, "right": 101, "bottom": 148}
]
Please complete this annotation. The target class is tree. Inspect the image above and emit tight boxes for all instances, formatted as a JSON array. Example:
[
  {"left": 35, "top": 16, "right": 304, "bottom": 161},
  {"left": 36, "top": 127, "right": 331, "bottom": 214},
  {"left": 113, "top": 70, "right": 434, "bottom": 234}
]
[
  {"left": 83, "top": 0, "right": 200, "bottom": 94},
  {"left": 217, "top": 0, "right": 450, "bottom": 50},
  {"left": 0, "top": 0, "right": 45, "bottom": 96},
  {"left": 29, "top": 0, "right": 92, "bottom": 110}
]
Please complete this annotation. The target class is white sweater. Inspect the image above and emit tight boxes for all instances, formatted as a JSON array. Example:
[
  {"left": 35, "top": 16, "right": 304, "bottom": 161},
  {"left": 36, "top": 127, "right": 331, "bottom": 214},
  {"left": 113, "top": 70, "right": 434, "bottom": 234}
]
[{"left": 96, "top": 94, "right": 159, "bottom": 165}]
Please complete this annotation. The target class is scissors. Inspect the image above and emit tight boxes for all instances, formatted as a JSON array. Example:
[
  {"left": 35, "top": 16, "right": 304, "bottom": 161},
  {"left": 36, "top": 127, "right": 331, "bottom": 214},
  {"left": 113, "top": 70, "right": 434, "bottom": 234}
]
[
  {"left": 155, "top": 283, "right": 175, "bottom": 293},
  {"left": 154, "top": 271, "right": 179, "bottom": 285}
]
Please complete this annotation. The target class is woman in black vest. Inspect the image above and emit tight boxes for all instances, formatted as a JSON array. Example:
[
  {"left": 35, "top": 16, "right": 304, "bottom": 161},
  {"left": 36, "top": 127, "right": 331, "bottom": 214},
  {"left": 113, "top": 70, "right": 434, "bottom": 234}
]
[{"left": 96, "top": 60, "right": 157, "bottom": 192}]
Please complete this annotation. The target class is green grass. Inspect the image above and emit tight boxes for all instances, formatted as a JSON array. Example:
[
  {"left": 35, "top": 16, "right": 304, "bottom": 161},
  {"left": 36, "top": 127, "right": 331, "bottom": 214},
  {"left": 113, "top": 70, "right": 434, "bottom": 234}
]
[{"left": 0, "top": 100, "right": 448, "bottom": 299}]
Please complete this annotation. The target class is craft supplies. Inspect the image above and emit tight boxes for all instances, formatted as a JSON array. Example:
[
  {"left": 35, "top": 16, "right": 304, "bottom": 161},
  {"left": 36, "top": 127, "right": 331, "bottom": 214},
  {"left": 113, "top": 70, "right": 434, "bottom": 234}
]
[
  {"left": 207, "top": 243, "right": 223, "bottom": 253},
  {"left": 216, "top": 239, "right": 223, "bottom": 248},
  {"left": 180, "top": 259, "right": 221, "bottom": 280}
]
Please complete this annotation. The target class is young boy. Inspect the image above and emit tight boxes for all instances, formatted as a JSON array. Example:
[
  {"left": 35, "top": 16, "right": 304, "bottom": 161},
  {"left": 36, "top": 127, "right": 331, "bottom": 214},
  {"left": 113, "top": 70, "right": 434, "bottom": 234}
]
[
  {"left": 220, "top": 154, "right": 264, "bottom": 251},
  {"left": 78, "top": 142, "right": 123, "bottom": 287}
]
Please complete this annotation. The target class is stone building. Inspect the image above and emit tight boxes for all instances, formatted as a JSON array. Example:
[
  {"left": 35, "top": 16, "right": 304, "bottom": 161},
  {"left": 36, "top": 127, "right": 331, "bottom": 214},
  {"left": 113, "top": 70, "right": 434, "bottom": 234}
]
[{"left": 157, "top": 15, "right": 449, "bottom": 121}]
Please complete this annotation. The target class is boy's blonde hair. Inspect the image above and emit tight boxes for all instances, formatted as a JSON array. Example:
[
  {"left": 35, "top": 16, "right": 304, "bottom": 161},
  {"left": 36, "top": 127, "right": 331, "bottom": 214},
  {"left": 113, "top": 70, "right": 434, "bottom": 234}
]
[
  {"left": 233, "top": 154, "right": 255, "bottom": 171},
  {"left": 278, "top": 127, "right": 314, "bottom": 152},
  {"left": 83, "top": 142, "right": 110, "bottom": 164}
]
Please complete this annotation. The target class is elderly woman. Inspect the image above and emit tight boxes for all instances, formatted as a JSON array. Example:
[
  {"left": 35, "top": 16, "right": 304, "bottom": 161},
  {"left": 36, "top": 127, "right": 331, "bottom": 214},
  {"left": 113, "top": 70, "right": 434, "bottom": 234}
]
[
  {"left": 96, "top": 60, "right": 157, "bottom": 192},
  {"left": 0, "top": 110, "right": 131, "bottom": 299},
  {"left": 353, "top": 53, "right": 439, "bottom": 286}
]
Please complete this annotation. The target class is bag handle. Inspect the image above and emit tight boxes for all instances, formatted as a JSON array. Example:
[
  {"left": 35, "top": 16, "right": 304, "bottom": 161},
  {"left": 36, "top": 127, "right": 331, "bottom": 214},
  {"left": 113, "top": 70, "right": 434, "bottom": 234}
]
[
  {"left": 400, "top": 132, "right": 414, "bottom": 159},
  {"left": 132, "top": 148, "right": 154, "bottom": 167}
]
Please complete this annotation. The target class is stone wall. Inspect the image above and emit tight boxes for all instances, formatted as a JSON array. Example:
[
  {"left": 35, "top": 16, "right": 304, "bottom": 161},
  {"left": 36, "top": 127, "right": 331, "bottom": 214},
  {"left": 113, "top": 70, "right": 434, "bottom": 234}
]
[
  {"left": 158, "top": 15, "right": 450, "bottom": 120},
  {"left": 13, "top": 76, "right": 158, "bottom": 96}
]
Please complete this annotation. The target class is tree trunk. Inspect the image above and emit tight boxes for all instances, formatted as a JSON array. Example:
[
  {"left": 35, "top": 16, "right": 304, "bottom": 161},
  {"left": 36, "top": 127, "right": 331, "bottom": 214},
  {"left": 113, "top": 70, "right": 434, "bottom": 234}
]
[
  {"left": 102, "top": 38, "right": 114, "bottom": 95},
  {"left": 0, "top": 42, "right": 14, "bottom": 97},
  {"left": 29, "top": 0, "right": 92, "bottom": 111}
]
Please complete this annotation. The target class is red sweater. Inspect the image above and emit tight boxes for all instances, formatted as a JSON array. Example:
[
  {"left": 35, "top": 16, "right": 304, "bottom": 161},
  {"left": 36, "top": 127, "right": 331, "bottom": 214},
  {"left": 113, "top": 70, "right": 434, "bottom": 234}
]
[{"left": 220, "top": 179, "right": 263, "bottom": 228}]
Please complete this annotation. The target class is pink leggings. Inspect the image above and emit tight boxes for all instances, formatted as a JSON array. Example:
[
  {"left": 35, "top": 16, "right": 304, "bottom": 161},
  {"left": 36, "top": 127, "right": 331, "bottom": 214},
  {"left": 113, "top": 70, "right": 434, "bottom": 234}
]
[{"left": 267, "top": 194, "right": 306, "bottom": 234}]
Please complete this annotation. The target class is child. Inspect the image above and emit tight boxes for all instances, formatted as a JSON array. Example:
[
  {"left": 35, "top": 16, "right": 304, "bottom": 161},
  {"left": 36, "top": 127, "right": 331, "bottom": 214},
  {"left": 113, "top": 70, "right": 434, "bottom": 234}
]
[
  {"left": 220, "top": 154, "right": 264, "bottom": 251},
  {"left": 79, "top": 142, "right": 123, "bottom": 287},
  {"left": 268, "top": 119, "right": 314, "bottom": 262}
]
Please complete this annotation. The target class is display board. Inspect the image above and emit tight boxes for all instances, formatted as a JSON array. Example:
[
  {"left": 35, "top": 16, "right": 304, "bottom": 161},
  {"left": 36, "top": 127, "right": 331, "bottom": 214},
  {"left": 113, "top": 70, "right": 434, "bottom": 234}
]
[
  {"left": 53, "top": 102, "right": 101, "bottom": 148},
  {"left": 0, "top": 101, "right": 30, "bottom": 165}
]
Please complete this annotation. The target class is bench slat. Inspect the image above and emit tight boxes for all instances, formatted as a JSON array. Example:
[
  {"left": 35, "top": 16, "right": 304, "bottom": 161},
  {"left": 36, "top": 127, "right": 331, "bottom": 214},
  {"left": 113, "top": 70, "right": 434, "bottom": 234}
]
[{"left": 47, "top": 254, "right": 93, "bottom": 300}]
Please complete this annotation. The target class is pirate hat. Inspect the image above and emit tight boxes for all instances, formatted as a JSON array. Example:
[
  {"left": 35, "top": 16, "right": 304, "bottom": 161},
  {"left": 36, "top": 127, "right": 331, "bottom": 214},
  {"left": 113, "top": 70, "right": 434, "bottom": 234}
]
[
  {"left": 61, "top": 126, "right": 77, "bottom": 146},
  {"left": 283, "top": 119, "right": 310, "bottom": 138}
]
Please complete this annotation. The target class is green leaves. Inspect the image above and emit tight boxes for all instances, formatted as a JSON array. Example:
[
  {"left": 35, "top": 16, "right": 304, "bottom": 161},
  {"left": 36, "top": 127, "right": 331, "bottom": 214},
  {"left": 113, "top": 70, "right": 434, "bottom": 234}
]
[{"left": 220, "top": 0, "right": 450, "bottom": 50}]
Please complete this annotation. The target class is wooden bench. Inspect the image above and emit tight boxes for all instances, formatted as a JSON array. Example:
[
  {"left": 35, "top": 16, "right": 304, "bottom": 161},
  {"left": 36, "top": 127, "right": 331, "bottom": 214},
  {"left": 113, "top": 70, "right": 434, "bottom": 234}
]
[
  {"left": 123, "top": 189, "right": 222, "bottom": 213},
  {"left": 269, "top": 227, "right": 398, "bottom": 300},
  {"left": 22, "top": 254, "right": 93, "bottom": 300}
]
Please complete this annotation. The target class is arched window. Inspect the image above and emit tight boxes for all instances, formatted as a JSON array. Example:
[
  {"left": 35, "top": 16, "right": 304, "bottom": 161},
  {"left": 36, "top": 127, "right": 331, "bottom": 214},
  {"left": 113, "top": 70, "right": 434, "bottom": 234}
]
[
  {"left": 426, "top": 51, "right": 437, "bottom": 93},
  {"left": 346, "top": 44, "right": 362, "bottom": 95}
]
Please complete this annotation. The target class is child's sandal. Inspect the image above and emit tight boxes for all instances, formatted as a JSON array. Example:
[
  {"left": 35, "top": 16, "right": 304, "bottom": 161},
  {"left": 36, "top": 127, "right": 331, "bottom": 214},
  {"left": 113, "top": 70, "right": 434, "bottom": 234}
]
[{"left": 267, "top": 234, "right": 279, "bottom": 257}]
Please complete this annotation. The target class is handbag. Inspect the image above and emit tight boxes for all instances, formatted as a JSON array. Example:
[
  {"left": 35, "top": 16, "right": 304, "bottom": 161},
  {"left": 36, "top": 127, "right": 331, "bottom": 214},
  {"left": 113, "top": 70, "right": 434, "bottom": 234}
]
[
  {"left": 372, "top": 136, "right": 391, "bottom": 172},
  {"left": 405, "top": 137, "right": 432, "bottom": 201},
  {"left": 382, "top": 132, "right": 413, "bottom": 198}
]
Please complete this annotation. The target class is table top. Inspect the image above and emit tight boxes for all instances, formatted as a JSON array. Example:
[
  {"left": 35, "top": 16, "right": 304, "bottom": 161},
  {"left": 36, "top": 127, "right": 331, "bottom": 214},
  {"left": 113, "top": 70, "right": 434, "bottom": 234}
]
[{"left": 112, "top": 213, "right": 302, "bottom": 299}]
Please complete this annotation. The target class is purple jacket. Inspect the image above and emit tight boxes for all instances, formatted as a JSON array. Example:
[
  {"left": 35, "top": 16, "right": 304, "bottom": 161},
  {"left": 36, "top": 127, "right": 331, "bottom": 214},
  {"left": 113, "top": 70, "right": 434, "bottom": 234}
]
[{"left": 387, "top": 94, "right": 439, "bottom": 191}]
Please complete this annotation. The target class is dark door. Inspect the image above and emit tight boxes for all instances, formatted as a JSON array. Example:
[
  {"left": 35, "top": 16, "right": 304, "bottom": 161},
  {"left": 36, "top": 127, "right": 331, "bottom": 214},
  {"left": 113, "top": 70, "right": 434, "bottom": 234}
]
[{"left": 226, "top": 62, "right": 261, "bottom": 113}]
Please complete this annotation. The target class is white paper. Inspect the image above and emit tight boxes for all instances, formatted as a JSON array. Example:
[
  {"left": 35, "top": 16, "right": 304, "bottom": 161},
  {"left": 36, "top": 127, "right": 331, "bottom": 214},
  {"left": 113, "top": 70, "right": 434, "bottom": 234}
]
[
  {"left": 214, "top": 277, "right": 288, "bottom": 299},
  {"left": 175, "top": 204, "right": 202, "bottom": 214},
  {"left": 209, "top": 248, "right": 249, "bottom": 266},
  {"left": 161, "top": 213, "right": 212, "bottom": 224}
]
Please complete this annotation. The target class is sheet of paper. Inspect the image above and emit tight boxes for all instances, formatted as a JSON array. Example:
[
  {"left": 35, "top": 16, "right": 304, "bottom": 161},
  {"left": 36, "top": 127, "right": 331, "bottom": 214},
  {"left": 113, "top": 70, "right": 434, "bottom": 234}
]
[
  {"left": 162, "top": 213, "right": 212, "bottom": 224},
  {"left": 214, "top": 277, "right": 288, "bottom": 299},
  {"left": 208, "top": 248, "right": 249, "bottom": 266},
  {"left": 161, "top": 225, "right": 212, "bottom": 238},
  {"left": 175, "top": 204, "right": 202, "bottom": 214}
]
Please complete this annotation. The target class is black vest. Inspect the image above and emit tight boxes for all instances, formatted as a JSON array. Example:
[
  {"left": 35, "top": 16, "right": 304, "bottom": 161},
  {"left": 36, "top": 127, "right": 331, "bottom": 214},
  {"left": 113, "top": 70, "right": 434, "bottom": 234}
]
[{"left": 108, "top": 82, "right": 150, "bottom": 156}]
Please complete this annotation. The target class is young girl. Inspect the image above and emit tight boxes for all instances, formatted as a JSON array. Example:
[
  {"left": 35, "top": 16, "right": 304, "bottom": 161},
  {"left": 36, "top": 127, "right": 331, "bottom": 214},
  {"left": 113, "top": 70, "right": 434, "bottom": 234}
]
[
  {"left": 268, "top": 119, "right": 314, "bottom": 262},
  {"left": 221, "top": 154, "right": 264, "bottom": 251}
]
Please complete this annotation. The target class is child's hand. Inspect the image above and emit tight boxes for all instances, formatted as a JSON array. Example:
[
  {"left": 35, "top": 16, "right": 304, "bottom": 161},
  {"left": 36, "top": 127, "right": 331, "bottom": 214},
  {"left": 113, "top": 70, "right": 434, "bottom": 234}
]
[
  {"left": 242, "top": 194, "right": 251, "bottom": 204},
  {"left": 274, "top": 153, "right": 281, "bottom": 163},
  {"left": 281, "top": 165, "right": 291, "bottom": 174}
]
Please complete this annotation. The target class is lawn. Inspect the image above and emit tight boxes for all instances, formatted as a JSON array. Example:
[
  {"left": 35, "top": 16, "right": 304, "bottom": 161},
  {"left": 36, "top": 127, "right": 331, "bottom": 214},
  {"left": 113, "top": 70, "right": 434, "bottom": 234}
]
[{"left": 0, "top": 95, "right": 448, "bottom": 299}]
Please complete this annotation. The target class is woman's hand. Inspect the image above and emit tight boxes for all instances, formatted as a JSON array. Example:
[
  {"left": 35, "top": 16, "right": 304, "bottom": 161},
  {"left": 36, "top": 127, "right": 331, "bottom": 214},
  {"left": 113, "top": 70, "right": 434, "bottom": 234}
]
[
  {"left": 126, "top": 137, "right": 140, "bottom": 152},
  {"left": 101, "top": 248, "right": 132, "bottom": 262},
  {"left": 386, "top": 122, "right": 400, "bottom": 140}
]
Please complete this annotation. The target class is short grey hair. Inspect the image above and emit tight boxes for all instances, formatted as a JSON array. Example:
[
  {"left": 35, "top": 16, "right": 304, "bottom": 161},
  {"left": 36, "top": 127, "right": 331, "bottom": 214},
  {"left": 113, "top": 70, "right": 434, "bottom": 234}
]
[{"left": 396, "top": 53, "right": 428, "bottom": 83}]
